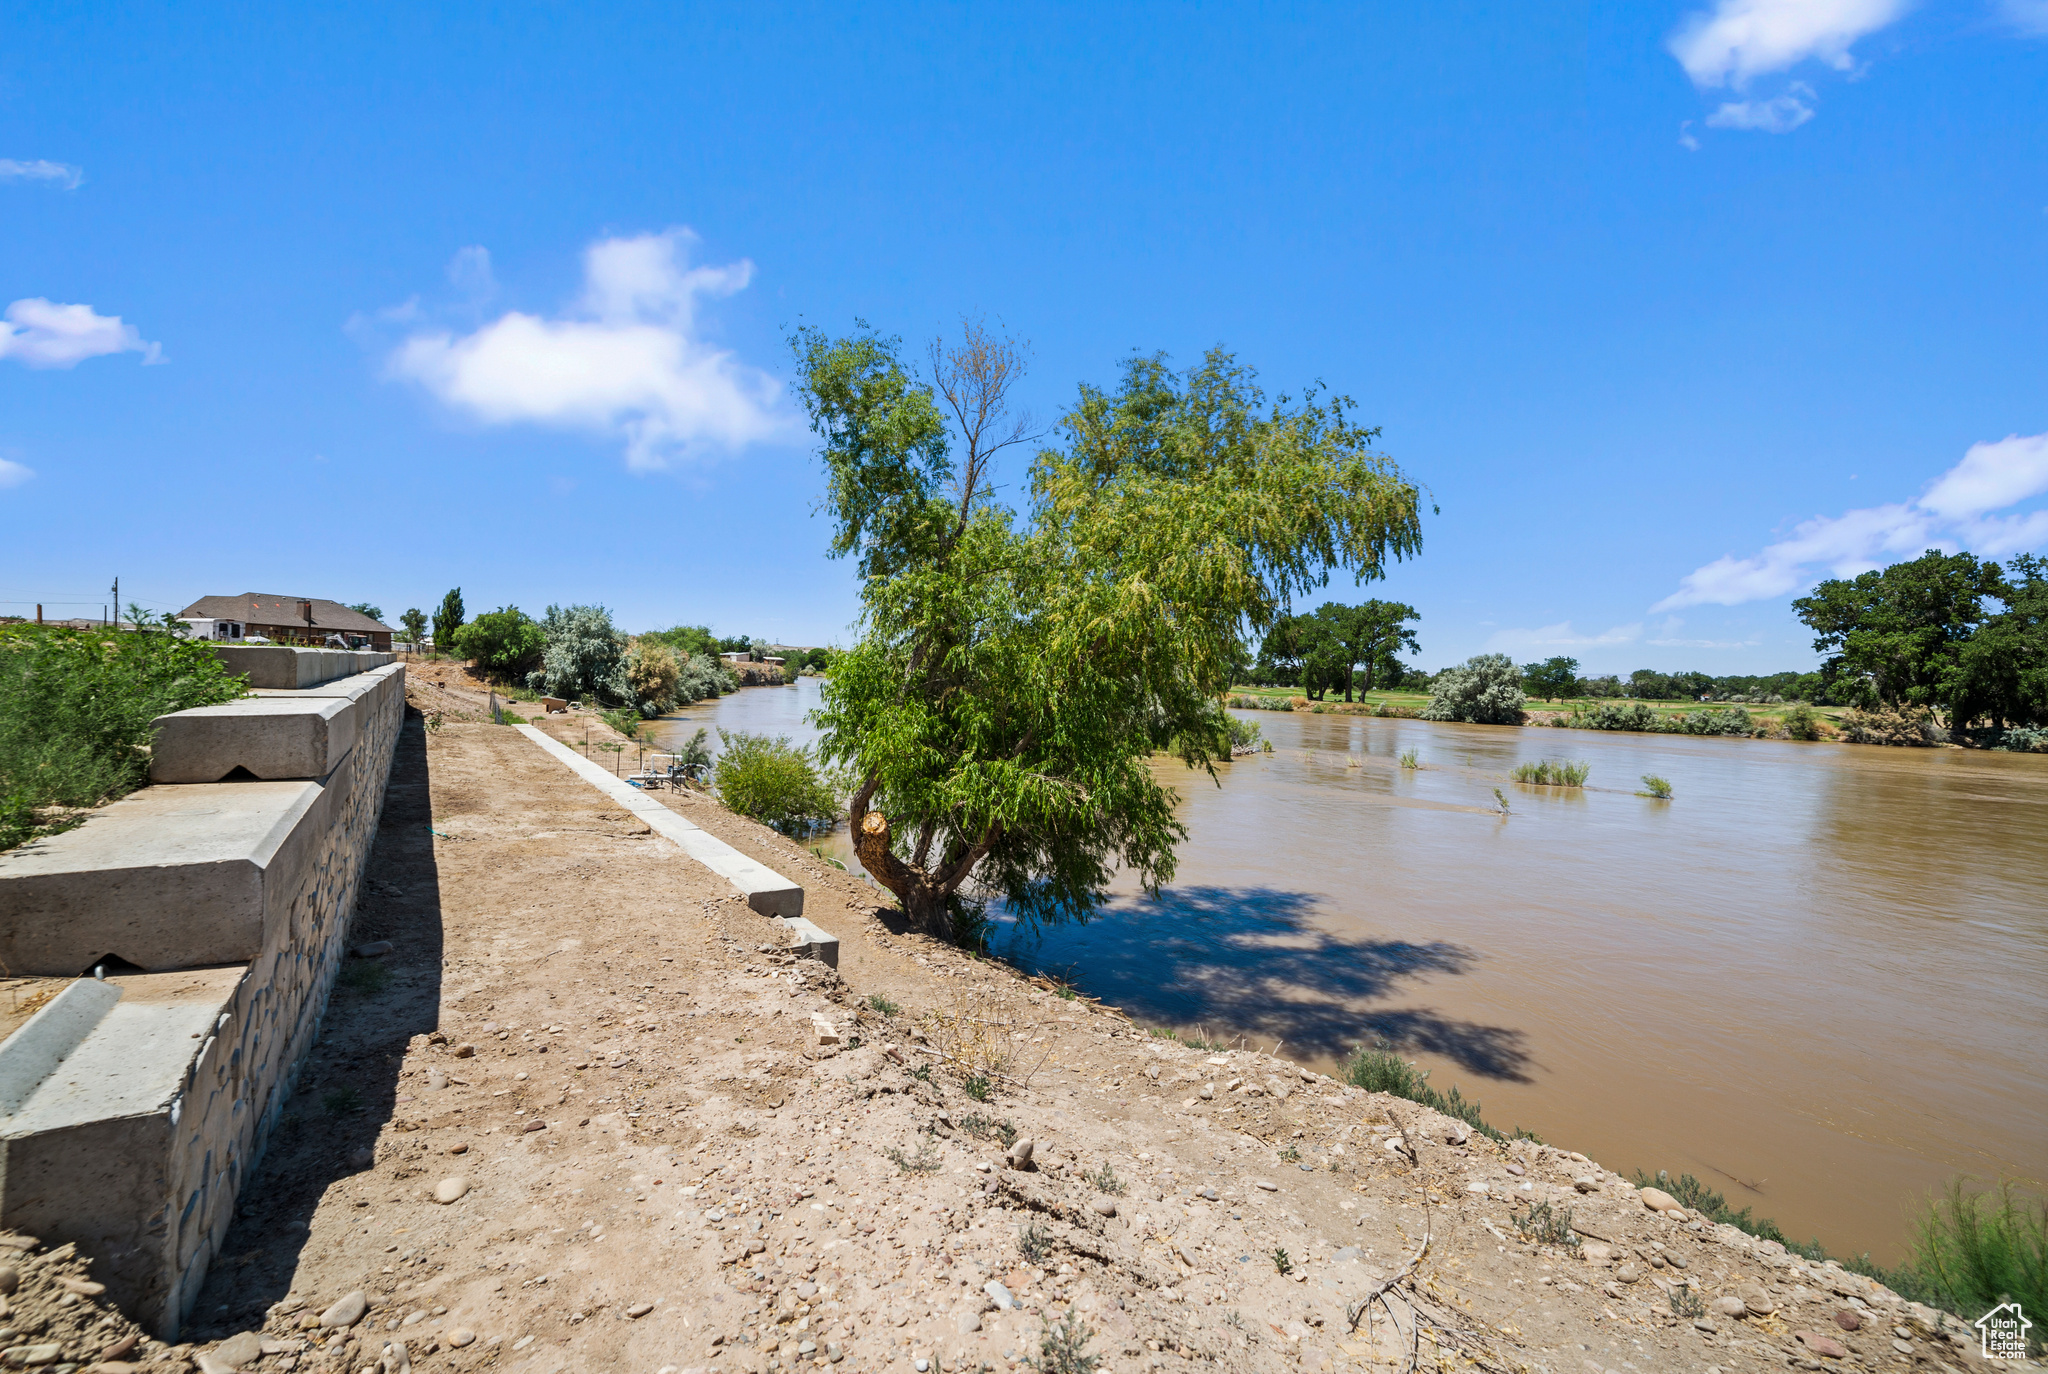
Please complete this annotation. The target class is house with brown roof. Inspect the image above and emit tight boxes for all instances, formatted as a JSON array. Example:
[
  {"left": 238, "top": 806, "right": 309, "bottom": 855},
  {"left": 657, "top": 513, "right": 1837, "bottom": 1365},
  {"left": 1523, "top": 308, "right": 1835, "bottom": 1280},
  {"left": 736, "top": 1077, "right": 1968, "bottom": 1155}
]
[{"left": 177, "top": 594, "right": 394, "bottom": 649}]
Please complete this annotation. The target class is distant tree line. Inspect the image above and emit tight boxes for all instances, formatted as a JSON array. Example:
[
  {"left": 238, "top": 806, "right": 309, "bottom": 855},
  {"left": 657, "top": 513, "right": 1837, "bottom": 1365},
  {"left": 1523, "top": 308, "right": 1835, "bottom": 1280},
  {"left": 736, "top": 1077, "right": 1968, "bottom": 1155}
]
[{"left": 1246, "top": 599, "right": 1421, "bottom": 700}]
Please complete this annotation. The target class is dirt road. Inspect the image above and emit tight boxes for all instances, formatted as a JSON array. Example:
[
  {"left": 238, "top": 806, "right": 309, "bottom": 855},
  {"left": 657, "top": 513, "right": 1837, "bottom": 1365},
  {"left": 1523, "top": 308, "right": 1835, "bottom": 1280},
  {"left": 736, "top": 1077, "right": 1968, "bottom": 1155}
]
[{"left": 47, "top": 690, "right": 1981, "bottom": 1374}]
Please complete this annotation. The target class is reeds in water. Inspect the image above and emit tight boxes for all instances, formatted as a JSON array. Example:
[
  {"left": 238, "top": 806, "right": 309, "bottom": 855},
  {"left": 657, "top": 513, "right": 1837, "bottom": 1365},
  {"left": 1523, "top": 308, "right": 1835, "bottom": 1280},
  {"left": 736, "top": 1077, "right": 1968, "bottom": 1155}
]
[{"left": 1511, "top": 759, "right": 1590, "bottom": 787}]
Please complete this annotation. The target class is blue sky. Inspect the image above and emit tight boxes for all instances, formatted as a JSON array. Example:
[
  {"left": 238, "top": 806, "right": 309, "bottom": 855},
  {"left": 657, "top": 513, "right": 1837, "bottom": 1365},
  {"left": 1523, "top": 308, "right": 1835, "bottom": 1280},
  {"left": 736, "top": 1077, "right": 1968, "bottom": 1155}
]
[{"left": 4, "top": 0, "right": 2044, "bottom": 673}]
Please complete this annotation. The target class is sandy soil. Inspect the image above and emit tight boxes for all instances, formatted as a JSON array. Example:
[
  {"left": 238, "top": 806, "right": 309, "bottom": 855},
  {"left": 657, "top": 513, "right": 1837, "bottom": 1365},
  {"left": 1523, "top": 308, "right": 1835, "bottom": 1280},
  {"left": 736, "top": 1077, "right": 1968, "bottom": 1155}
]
[{"left": 7, "top": 685, "right": 2006, "bottom": 1374}]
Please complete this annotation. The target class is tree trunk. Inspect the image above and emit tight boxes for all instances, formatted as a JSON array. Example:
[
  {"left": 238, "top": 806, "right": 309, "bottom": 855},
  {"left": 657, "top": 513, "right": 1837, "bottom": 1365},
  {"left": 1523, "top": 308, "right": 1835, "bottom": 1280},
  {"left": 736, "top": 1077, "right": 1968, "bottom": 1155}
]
[{"left": 851, "top": 804, "right": 956, "bottom": 940}]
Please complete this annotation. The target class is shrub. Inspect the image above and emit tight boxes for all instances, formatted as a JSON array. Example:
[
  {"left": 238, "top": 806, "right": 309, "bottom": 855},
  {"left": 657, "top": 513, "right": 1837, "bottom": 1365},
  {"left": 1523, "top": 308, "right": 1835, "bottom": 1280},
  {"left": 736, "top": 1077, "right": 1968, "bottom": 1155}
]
[
  {"left": 1970, "top": 725, "right": 2048, "bottom": 753},
  {"left": 713, "top": 730, "right": 841, "bottom": 835},
  {"left": 1, "top": 624, "right": 247, "bottom": 851},
  {"left": 675, "top": 652, "right": 738, "bottom": 704},
  {"left": 1398, "top": 749, "right": 1419, "bottom": 769},
  {"left": 1781, "top": 702, "right": 1823, "bottom": 741},
  {"left": 528, "top": 604, "right": 629, "bottom": 704},
  {"left": 1670, "top": 707, "right": 1756, "bottom": 737},
  {"left": 1566, "top": 701, "right": 1657, "bottom": 732},
  {"left": 1419, "top": 653, "right": 1527, "bottom": 725},
  {"left": 1639, "top": 774, "right": 1673, "bottom": 799},
  {"left": 599, "top": 708, "right": 641, "bottom": 739},
  {"left": 1909, "top": 1180, "right": 2046, "bottom": 1352},
  {"left": 625, "top": 641, "right": 682, "bottom": 715},
  {"left": 1227, "top": 717, "right": 1263, "bottom": 750},
  {"left": 1512, "top": 759, "right": 1589, "bottom": 786},
  {"left": 1343, "top": 1039, "right": 1535, "bottom": 1143},
  {"left": 1841, "top": 706, "right": 1945, "bottom": 747},
  {"left": 451, "top": 606, "right": 546, "bottom": 680}
]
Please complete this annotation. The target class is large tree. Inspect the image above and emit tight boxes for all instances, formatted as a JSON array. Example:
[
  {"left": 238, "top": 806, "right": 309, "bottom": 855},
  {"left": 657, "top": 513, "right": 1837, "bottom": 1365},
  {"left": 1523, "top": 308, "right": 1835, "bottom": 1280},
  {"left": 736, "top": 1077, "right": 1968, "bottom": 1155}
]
[
  {"left": 796, "top": 327, "right": 1424, "bottom": 938},
  {"left": 1792, "top": 550, "right": 2008, "bottom": 711},
  {"left": 1520, "top": 655, "right": 1580, "bottom": 701},
  {"left": 1945, "top": 553, "right": 2048, "bottom": 729},
  {"left": 1316, "top": 599, "right": 1420, "bottom": 700},
  {"left": 431, "top": 588, "right": 465, "bottom": 659}
]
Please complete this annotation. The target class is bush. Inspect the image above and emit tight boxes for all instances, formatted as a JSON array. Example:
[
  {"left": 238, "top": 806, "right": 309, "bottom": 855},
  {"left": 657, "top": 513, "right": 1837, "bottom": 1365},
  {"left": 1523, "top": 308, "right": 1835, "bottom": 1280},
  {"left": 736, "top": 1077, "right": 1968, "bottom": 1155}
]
[
  {"left": 1670, "top": 707, "right": 1755, "bottom": 737},
  {"left": 1840, "top": 706, "right": 1944, "bottom": 747},
  {"left": 625, "top": 641, "right": 682, "bottom": 715},
  {"left": 1343, "top": 1039, "right": 1535, "bottom": 1143},
  {"left": 1419, "top": 654, "right": 1526, "bottom": 725},
  {"left": 1781, "top": 702, "right": 1823, "bottom": 741},
  {"left": 1965, "top": 725, "right": 2048, "bottom": 752},
  {"left": 451, "top": 606, "right": 546, "bottom": 680},
  {"left": 713, "top": 730, "right": 841, "bottom": 835},
  {"left": 1909, "top": 1180, "right": 2046, "bottom": 1352},
  {"left": 1564, "top": 701, "right": 1657, "bottom": 732},
  {"left": 528, "top": 604, "right": 629, "bottom": 704},
  {"left": 1227, "top": 717, "right": 1263, "bottom": 750},
  {"left": 1, "top": 624, "right": 247, "bottom": 851},
  {"left": 1639, "top": 774, "right": 1673, "bottom": 799}
]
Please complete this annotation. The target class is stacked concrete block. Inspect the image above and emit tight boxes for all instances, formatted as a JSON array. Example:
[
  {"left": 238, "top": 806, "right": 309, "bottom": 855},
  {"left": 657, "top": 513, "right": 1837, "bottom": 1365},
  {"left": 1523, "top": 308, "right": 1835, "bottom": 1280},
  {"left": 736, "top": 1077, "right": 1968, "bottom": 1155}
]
[
  {"left": 208, "top": 644, "right": 393, "bottom": 691},
  {"left": 0, "top": 661, "right": 404, "bottom": 1336}
]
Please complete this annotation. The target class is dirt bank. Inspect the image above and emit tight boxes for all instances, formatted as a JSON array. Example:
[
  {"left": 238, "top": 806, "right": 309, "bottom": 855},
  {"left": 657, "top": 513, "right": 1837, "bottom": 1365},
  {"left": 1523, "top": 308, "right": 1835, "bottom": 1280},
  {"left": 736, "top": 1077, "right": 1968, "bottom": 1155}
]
[{"left": 9, "top": 690, "right": 2010, "bottom": 1374}]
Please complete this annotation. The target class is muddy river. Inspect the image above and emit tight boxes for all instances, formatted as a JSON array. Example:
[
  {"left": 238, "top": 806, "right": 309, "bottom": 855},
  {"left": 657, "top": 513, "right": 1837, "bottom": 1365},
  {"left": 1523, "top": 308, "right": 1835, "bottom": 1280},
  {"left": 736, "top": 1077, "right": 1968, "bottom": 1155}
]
[{"left": 649, "top": 681, "right": 2048, "bottom": 1262}]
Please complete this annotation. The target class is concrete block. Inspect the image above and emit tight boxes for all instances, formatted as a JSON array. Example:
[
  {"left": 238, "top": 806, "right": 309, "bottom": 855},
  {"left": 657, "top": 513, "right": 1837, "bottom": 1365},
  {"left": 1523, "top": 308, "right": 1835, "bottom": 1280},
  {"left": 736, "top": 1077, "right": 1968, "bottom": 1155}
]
[
  {"left": 150, "top": 697, "right": 358, "bottom": 783},
  {"left": 780, "top": 916, "right": 840, "bottom": 968},
  {"left": 513, "top": 725, "right": 806, "bottom": 917},
  {"left": 0, "top": 780, "right": 327, "bottom": 975},
  {"left": 0, "top": 966, "right": 245, "bottom": 1332}
]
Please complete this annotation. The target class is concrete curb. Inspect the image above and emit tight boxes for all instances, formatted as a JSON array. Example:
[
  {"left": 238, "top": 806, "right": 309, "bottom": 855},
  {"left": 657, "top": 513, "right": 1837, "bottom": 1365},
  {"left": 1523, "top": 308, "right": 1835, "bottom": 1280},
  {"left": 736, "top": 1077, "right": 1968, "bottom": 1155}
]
[
  {"left": 0, "top": 978, "right": 122, "bottom": 1115},
  {"left": 513, "top": 726, "right": 810, "bottom": 923}
]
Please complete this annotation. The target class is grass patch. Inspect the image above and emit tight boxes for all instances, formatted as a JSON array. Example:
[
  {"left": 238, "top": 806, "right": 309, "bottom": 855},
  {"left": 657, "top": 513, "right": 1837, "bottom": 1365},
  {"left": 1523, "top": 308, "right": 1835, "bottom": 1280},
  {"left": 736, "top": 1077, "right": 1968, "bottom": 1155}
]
[
  {"left": 599, "top": 708, "right": 642, "bottom": 738},
  {"left": 958, "top": 1113, "right": 1018, "bottom": 1149},
  {"left": 1344, "top": 1039, "right": 1539, "bottom": 1144},
  {"left": 884, "top": 1138, "right": 941, "bottom": 1174},
  {"left": 1509, "top": 1198, "right": 1580, "bottom": 1249},
  {"left": 865, "top": 993, "right": 900, "bottom": 1016},
  {"left": 1512, "top": 759, "right": 1590, "bottom": 786},
  {"left": 1638, "top": 774, "right": 1673, "bottom": 799},
  {"left": 1024, "top": 1310, "right": 1099, "bottom": 1374},
  {"left": 1086, "top": 1160, "right": 1125, "bottom": 1195},
  {"left": 1, "top": 621, "right": 247, "bottom": 851},
  {"left": 1398, "top": 749, "right": 1419, "bottom": 769},
  {"left": 1018, "top": 1221, "right": 1053, "bottom": 1265},
  {"left": 497, "top": 711, "right": 528, "bottom": 725},
  {"left": 1146, "top": 1024, "right": 1230, "bottom": 1052},
  {"left": 962, "top": 1074, "right": 992, "bottom": 1103}
]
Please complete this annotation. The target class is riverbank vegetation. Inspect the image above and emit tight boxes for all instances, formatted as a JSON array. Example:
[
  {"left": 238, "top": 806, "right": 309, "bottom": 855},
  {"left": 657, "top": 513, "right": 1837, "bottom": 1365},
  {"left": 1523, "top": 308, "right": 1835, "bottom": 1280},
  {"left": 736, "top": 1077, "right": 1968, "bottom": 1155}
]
[
  {"left": 1343, "top": 1040, "right": 1537, "bottom": 1144},
  {"left": 795, "top": 319, "right": 1423, "bottom": 940},
  {"left": 712, "top": 729, "right": 842, "bottom": 836},
  {"left": 1512, "top": 759, "right": 1588, "bottom": 786},
  {"left": 0, "top": 618, "right": 247, "bottom": 851}
]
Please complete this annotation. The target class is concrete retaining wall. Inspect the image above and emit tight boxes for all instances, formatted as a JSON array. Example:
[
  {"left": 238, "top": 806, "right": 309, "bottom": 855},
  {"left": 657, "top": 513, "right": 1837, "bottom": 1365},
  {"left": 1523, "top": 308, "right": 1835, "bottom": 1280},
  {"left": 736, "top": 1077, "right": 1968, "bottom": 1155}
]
[{"left": 0, "top": 647, "right": 403, "bottom": 1335}]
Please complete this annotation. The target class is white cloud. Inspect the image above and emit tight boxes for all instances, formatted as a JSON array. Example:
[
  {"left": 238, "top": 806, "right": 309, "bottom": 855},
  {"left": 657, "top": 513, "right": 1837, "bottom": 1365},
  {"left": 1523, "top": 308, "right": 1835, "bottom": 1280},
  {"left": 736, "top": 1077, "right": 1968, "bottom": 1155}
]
[
  {"left": 1669, "top": 0, "right": 1909, "bottom": 87},
  {"left": 387, "top": 229, "right": 782, "bottom": 472},
  {"left": 0, "top": 457, "right": 33, "bottom": 489},
  {"left": 1706, "top": 90, "right": 1817, "bottom": 131},
  {"left": 1998, "top": 0, "right": 2048, "bottom": 36},
  {"left": 1679, "top": 121, "right": 1703, "bottom": 150},
  {"left": 0, "top": 159, "right": 83, "bottom": 189},
  {"left": 0, "top": 298, "right": 163, "bottom": 369},
  {"left": 1482, "top": 621, "right": 1643, "bottom": 654},
  {"left": 1654, "top": 430, "right": 2048, "bottom": 610}
]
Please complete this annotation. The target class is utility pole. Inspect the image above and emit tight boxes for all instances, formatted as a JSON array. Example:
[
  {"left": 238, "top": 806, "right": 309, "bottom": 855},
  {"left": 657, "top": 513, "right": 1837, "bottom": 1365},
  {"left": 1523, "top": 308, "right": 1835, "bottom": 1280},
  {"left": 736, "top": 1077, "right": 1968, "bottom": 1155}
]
[{"left": 111, "top": 577, "right": 118, "bottom": 628}]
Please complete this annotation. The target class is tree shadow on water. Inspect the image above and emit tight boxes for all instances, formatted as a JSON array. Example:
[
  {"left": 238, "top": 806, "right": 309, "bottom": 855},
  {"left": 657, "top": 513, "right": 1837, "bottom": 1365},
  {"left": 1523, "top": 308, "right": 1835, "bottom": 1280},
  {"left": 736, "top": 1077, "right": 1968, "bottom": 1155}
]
[{"left": 996, "top": 884, "right": 1532, "bottom": 1083}]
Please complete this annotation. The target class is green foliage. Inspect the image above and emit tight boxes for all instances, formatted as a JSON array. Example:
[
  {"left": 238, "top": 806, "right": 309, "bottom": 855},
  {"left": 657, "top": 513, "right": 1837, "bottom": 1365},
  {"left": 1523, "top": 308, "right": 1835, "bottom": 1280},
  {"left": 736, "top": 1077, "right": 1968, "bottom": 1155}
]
[
  {"left": 641, "top": 624, "right": 720, "bottom": 658},
  {"left": 885, "top": 1138, "right": 941, "bottom": 1174},
  {"left": 1259, "top": 600, "right": 1420, "bottom": 700},
  {"left": 1226, "top": 716, "right": 1263, "bottom": 750},
  {"left": 431, "top": 588, "right": 465, "bottom": 655},
  {"left": 1668, "top": 1283, "right": 1706, "bottom": 1318},
  {"left": 1511, "top": 759, "right": 1588, "bottom": 786},
  {"left": 865, "top": 993, "right": 901, "bottom": 1016},
  {"left": 529, "top": 604, "right": 629, "bottom": 703},
  {"left": 1947, "top": 553, "right": 2048, "bottom": 730},
  {"left": 1086, "top": 1160, "right": 1125, "bottom": 1195},
  {"left": 1419, "top": 654, "right": 1526, "bottom": 725},
  {"left": 1492, "top": 786, "right": 1510, "bottom": 814},
  {"left": 1909, "top": 1180, "right": 2046, "bottom": 1350},
  {"left": 1520, "top": 655, "right": 1581, "bottom": 700},
  {"left": 0, "top": 624, "right": 247, "bottom": 851},
  {"left": 451, "top": 605, "right": 546, "bottom": 680},
  {"left": 1565, "top": 701, "right": 1658, "bottom": 732},
  {"left": 796, "top": 326, "right": 1423, "bottom": 936},
  {"left": 963, "top": 1074, "right": 992, "bottom": 1102},
  {"left": 1025, "top": 1310, "right": 1100, "bottom": 1374},
  {"left": 624, "top": 641, "right": 681, "bottom": 715},
  {"left": 1794, "top": 549, "right": 2006, "bottom": 710},
  {"left": 1510, "top": 1199, "right": 1580, "bottom": 1248},
  {"left": 1639, "top": 774, "right": 1673, "bottom": 799},
  {"left": 1840, "top": 706, "right": 1943, "bottom": 747},
  {"left": 1398, "top": 748, "right": 1419, "bottom": 769},
  {"left": 497, "top": 712, "right": 527, "bottom": 725},
  {"left": 399, "top": 608, "right": 428, "bottom": 649},
  {"left": 1671, "top": 707, "right": 1755, "bottom": 736},
  {"left": 958, "top": 1113, "right": 1018, "bottom": 1148},
  {"left": 1270, "top": 1247, "right": 1292, "bottom": 1275},
  {"left": 1018, "top": 1221, "right": 1054, "bottom": 1265},
  {"left": 1343, "top": 1040, "right": 1533, "bottom": 1143},
  {"left": 346, "top": 601, "right": 384, "bottom": 622},
  {"left": 713, "top": 730, "right": 841, "bottom": 835},
  {"left": 672, "top": 727, "right": 714, "bottom": 781},
  {"left": 599, "top": 708, "right": 642, "bottom": 739},
  {"left": 1781, "top": 702, "right": 1822, "bottom": 740}
]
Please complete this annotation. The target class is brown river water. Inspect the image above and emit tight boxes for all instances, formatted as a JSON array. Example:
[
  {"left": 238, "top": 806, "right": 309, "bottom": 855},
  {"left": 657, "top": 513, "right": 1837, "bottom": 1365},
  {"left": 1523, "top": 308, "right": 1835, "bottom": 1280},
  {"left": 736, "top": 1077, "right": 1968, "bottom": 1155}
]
[{"left": 648, "top": 681, "right": 2048, "bottom": 1263}]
